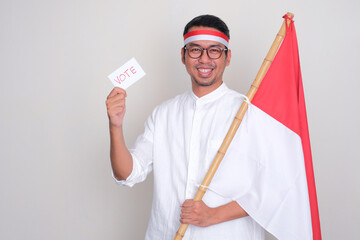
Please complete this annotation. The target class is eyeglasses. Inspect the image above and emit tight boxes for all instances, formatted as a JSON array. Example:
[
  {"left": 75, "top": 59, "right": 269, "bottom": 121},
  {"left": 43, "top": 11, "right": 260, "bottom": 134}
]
[{"left": 184, "top": 45, "right": 228, "bottom": 59}]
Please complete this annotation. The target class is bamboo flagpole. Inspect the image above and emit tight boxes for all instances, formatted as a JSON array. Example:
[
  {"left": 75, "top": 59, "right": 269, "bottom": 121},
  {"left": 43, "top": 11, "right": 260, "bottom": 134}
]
[{"left": 174, "top": 12, "right": 294, "bottom": 240}]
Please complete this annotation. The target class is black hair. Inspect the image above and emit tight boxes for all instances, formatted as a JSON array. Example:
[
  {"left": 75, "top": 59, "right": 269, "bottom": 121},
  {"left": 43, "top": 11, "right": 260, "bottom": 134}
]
[{"left": 183, "top": 14, "right": 230, "bottom": 40}]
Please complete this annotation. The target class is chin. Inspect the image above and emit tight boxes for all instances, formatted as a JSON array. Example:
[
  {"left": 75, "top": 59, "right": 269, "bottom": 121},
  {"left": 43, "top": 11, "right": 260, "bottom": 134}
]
[{"left": 193, "top": 78, "right": 217, "bottom": 87}]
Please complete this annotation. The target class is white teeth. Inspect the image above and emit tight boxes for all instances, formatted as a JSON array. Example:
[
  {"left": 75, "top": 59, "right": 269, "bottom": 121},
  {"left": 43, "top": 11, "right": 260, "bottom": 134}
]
[{"left": 199, "top": 69, "right": 211, "bottom": 73}]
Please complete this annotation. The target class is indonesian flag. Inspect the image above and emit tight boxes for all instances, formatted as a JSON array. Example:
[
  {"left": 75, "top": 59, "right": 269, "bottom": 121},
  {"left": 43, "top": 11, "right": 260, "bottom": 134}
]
[{"left": 208, "top": 16, "right": 321, "bottom": 239}]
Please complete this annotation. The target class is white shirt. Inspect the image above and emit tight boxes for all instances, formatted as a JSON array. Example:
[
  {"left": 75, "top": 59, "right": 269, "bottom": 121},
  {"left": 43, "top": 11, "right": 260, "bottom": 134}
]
[{"left": 115, "top": 83, "right": 265, "bottom": 240}]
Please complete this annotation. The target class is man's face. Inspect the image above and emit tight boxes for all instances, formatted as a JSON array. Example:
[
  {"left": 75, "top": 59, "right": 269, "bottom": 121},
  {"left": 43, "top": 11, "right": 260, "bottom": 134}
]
[{"left": 181, "top": 26, "right": 231, "bottom": 88}]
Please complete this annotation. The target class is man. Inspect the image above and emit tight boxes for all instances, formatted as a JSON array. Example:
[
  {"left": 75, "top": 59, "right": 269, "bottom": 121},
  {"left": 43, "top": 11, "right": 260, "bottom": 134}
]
[{"left": 106, "top": 15, "right": 265, "bottom": 239}]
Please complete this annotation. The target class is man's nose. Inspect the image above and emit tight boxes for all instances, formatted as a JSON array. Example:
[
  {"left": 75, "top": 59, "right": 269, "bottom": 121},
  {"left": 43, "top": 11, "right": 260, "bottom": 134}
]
[{"left": 198, "top": 49, "right": 211, "bottom": 63}]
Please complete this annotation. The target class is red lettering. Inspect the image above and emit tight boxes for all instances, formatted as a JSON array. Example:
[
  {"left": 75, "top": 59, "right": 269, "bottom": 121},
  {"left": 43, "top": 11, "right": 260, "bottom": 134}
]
[
  {"left": 115, "top": 74, "right": 126, "bottom": 84},
  {"left": 120, "top": 74, "right": 126, "bottom": 82},
  {"left": 124, "top": 69, "right": 130, "bottom": 77},
  {"left": 114, "top": 76, "right": 121, "bottom": 84},
  {"left": 113, "top": 67, "right": 137, "bottom": 85}
]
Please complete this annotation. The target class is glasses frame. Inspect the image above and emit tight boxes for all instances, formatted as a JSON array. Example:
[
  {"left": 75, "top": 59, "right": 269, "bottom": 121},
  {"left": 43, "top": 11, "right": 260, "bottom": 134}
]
[{"left": 184, "top": 45, "right": 228, "bottom": 60}]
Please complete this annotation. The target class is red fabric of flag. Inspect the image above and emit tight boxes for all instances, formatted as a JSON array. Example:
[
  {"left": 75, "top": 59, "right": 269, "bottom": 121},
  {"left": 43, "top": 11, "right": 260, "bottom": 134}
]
[{"left": 252, "top": 16, "right": 322, "bottom": 239}]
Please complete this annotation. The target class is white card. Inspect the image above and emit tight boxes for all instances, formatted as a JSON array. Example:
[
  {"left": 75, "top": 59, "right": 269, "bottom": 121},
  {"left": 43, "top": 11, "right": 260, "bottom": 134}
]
[{"left": 108, "top": 58, "right": 146, "bottom": 89}]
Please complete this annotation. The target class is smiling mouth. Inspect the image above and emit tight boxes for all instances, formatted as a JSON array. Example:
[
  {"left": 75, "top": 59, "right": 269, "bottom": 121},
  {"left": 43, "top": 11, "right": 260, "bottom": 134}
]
[
  {"left": 198, "top": 68, "right": 212, "bottom": 73},
  {"left": 197, "top": 68, "right": 213, "bottom": 77}
]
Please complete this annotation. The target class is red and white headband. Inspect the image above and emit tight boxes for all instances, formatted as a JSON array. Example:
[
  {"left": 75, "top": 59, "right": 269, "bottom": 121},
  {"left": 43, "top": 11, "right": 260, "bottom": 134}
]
[{"left": 183, "top": 30, "right": 229, "bottom": 48}]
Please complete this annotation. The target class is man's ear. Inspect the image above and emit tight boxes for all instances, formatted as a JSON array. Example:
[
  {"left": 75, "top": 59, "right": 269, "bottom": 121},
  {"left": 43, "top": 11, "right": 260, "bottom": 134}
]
[
  {"left": 226, "top": 49, "right": 231, "bottom": 66},
  {"left": 181, "top": 47, "right": 185, "bottom": 64}
]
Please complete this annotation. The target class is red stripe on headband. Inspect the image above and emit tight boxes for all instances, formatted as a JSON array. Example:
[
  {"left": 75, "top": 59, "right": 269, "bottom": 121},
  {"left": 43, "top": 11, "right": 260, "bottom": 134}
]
[{"left": 183, "top": 30, "right": 229, "bottom": 42}]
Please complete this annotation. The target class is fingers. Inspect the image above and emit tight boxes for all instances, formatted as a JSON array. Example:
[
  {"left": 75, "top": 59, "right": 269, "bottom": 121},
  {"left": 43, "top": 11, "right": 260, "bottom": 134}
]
[
  {"left": 180, "top": 200, "right": 197, "bottom": 224},
  {"left": 179, "top": 200, "right": 213, "bottom": 227},
  {"left": 106, "top": 88, "right": 128, "bottom": 127},
  {"left": 106, "top": 88, "right": 126, "bottom": 104},
  {"left": 106, "top": 96, "right": 126, "bottom": 114},
  {"left": 181, "top": 199, "right": 194, "bottom": 208},
  {"left": 106, "top": 87, "right": 126, "bottom": 105},
  {"left": 107, "top": 87, "right": 127, "bottom": 99},
  {"left": 106, "top": 97, "right": 126, "bottom": 109}
]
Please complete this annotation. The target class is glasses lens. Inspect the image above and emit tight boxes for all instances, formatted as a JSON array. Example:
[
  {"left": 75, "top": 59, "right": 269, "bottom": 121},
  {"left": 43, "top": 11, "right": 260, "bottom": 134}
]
[
  {"left": 208, "top": 47, "right": 222, "bottom": 59},
  {"left": 188, "top": 46, "right": 202, "bottom": 58}
]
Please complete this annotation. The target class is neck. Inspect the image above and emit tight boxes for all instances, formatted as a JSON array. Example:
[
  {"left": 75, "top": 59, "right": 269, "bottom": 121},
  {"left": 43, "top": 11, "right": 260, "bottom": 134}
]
[{"left": 192, "top": 80, "right": 223, "bottom": 98}]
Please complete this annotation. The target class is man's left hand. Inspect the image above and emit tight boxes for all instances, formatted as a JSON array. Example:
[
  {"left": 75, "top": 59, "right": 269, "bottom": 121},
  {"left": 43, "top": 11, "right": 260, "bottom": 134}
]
[{"left": 180, "top": 199, "right": 217, "bottom": 227}]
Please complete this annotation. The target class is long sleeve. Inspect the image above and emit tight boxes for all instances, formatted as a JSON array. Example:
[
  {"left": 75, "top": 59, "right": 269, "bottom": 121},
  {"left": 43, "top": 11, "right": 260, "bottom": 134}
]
[{"left": 113, "top": 110, "right": 155, "bottom": 187}]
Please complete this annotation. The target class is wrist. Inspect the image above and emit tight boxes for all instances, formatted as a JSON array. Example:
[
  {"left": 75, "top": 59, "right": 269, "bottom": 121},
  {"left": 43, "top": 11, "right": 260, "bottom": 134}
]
[
  {"left": 109, "top": 121, "right": 123, "bottom": 130},
  {"left": 209, "top": 206, "right": 221, "bottom": 226},
  {"left": 109, "top": 124, "right": 124, "bottom": 136}
]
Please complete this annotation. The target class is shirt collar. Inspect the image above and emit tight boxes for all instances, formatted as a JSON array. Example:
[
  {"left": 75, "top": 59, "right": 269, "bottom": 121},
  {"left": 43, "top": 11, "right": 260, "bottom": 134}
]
[{"left": 190, "top": 83, "right": 229, "bottom": 105}]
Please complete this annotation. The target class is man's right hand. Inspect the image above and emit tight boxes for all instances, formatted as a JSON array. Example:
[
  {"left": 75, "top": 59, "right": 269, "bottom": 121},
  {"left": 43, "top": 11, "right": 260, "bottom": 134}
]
[
  {"left": 106, "top": 87, "right": 133, "bottom": 180},
  {"left": 106, "top": 87, "right": 127, "bottom": 128}
]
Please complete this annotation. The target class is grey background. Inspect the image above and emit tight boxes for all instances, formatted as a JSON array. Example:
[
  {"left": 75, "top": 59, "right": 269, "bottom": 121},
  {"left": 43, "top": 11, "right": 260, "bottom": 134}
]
[{"left": 1, "top": 0, "right": 359, "bottom": 239}]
